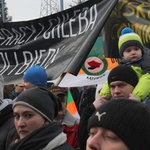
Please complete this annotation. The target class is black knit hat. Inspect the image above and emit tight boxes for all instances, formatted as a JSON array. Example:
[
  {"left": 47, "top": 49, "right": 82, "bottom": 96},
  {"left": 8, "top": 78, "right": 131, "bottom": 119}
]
[
  {"left": 108, "top": 65, "right": 138, "bottom": 87},
  {"left": 13, "top": 87, "right": 60, "bottom": 123},
  {"left": 88, "top": 99, "right": 150, "bottom": 150}
]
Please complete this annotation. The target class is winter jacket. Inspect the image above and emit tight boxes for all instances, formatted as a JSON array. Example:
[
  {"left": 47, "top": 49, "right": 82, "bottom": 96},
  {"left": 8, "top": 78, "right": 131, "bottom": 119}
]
[
  {"left": 8, "top": 122, "right": 75, "bottom": 150},
  {"left": 78, "top": 86, "right": 96, "bottom": 115},
  {"left": 0, "top": 104, "right": 16, "bottom": 150}
]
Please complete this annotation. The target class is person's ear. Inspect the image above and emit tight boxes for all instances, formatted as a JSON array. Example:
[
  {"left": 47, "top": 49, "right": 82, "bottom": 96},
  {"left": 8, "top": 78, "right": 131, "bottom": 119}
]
[{"left": 44, "top": 121, "right": 49, "bottom": 125}]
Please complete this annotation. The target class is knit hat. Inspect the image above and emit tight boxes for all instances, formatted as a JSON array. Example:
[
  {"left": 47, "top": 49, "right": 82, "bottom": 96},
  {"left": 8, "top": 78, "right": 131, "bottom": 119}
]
[
  {"left": 88, "top": 99, "right": 150, "bottom": 150},
  {"left": 13, "top": 87, "right": 60, "bottom": 123},
  {"left": 23, "top": 65, "right": 47, "bottom": 87},
  {"left": 108, "top": 65, "right": 138, "bottom": 87},
  {"left": 118, "top": 27, "right": 143, "bottom": 57}
]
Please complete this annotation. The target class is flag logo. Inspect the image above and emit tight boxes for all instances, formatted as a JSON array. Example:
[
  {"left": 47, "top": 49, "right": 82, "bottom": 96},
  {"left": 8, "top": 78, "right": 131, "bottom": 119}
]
[{"left": 67, "top": 90, "right": 80, "bottom": 119}]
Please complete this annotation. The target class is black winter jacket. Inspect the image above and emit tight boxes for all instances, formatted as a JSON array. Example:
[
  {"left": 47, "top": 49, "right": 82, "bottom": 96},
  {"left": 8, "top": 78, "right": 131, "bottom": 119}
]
[{"left": 0, "top": 104, "right": 16, "bottom": 150}]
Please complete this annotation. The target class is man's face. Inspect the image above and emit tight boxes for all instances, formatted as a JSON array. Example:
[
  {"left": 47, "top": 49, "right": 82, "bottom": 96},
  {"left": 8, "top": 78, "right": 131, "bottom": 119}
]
[
  {"left": 109, "top": 81, "right": 134, "bottom": 99},
  {"left": 86, "top": 127, "right": 129, "bottom": 150}
]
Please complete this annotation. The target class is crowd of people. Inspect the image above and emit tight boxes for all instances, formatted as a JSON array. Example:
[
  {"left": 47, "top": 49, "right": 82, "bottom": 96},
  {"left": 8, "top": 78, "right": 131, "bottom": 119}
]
[{"left": 0, "top": 27, "right": 150, "bottom": 150}]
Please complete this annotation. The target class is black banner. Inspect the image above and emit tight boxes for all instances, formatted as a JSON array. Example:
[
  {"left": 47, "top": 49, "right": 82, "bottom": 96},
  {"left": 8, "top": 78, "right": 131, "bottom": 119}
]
[
  {"left": 103, "top": 0, "right": 150, "bottom": 58},
  {"left": 0, "top": 0, "right": 118, "bottom": 84}
]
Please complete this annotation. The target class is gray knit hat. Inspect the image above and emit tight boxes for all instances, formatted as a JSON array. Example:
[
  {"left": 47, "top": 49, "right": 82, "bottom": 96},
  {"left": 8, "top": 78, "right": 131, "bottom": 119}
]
[
  {"left": 88, "top": 99, "right": 150, "bottom": 150},
  {"left": 118, "top": 27, "right": 144, "bottom": 57},
  {"left": 13, "top": 87, "right": 59, "bottom": 123}
]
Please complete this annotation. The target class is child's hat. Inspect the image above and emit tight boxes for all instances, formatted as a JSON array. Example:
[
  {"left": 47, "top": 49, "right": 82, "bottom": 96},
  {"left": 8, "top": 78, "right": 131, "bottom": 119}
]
[{"left": 118, "top": 27, "right": 143, "bottom": 57}]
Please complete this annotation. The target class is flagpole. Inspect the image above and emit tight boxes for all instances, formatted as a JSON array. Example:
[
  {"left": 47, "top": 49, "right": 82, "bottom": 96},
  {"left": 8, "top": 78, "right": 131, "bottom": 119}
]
[
  {"left": 52, "top": 0, "right": 65, "bottom": 87},
  {"left": 54, "top": 72, "right": 66, "bottom": 86}
]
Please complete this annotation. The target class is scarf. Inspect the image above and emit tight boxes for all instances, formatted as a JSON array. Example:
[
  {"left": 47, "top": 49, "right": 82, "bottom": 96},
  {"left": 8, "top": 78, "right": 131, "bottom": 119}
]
[{"left": 9, "top": 122, "right": 65, "bottom": 150}]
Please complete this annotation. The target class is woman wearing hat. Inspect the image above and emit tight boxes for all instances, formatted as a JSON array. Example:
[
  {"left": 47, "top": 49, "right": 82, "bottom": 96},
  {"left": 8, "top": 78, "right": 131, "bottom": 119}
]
[{"left": 9, "top": 87, "right": 75, "bottom": 150}]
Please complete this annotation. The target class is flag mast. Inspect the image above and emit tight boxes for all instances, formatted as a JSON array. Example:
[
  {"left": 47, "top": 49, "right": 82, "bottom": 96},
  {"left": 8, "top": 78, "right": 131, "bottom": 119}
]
[{"left": 53, "top": 0, "right": 65, "bottom": 86}]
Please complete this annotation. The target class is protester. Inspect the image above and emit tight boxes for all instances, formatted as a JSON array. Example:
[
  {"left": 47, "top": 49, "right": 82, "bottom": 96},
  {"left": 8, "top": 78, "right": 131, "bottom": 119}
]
[
  {"left": 78, "top": 65, "right": 139, "bottom": 150},
  {"left": 0, "top": 75, "right": 16, "bottom": 150},
  {"left": 9, "top": 87, "right": 75, "bottom": 150},
  {"left": 86, "top": 98, "right": 150, "bottom": 150},
  {"left": 10, "top": 83, "right": 25, "bottom": 100},
  {"left": 51, "top": 86, "right": 80, "bottom": 149},
  {"left": 99, "top": 27, "right": 150, "bottom": 102},
  {"left": 23, "top": 65, "right": 47, "bottom": 89}
]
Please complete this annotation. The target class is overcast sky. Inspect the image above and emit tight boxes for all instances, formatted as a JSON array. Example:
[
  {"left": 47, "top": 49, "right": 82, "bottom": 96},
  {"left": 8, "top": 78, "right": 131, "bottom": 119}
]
[{"left": 5, "top": 0, "right": 73, "bottom": 22}]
